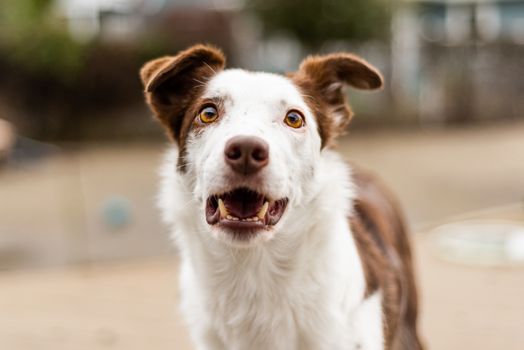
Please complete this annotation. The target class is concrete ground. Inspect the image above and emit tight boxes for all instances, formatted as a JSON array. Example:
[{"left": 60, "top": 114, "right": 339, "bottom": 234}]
[
  {"left": 0, "top": 205, "right": 523, "bottom": 350},
  {"left": 0, "top": 120, "right": 523, "bottom": 349}
]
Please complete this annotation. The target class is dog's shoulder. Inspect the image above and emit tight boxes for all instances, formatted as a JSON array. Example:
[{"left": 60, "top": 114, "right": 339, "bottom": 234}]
[
  {"left": 349, "top": 165, "right": 421, "bottom": 349},
  {"left": 350, "top": 165, "right": 410, "bottom": 275}
]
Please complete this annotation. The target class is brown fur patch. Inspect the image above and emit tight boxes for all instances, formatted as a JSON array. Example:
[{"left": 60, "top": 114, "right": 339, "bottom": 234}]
[
  {"left": 350, "top": 166, "right": 424, "bottom": 350},
  {"left": 290, "top": 53, "right": 383, "bottom": 148},
  {"left": 140, "top": 44, "right": 225, "bottom": 170}
]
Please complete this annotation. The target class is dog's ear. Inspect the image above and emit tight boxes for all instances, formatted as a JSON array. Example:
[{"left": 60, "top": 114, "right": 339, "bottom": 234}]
[
  {"left": 140, "top": 44, "right": 225, "bottom": 141},
  {"left": 291, "top": 53, "right": 383, "bottom": 147}
]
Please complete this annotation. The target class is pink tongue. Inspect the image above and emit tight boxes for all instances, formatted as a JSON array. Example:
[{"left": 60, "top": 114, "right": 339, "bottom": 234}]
[{"left": 223, "top": 190, "right": 264, "bottom": 218}]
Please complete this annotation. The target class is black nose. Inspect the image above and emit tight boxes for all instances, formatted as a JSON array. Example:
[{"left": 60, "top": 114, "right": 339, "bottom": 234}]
[{"left": 224, "top": 136, "right": 269, "bottom": 175}]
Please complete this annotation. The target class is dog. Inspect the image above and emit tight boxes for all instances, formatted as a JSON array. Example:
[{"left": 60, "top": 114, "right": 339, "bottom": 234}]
[{"left": 140, "top": 44, "right": 423, "bottom": 350}]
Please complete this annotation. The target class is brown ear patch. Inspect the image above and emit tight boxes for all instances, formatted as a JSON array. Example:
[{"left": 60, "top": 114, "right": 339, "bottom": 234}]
[
  {"left": 140, "top": 45, "right": 225, "bottom": 94},
  {"left": 140, "top": 44, "right": 225, "bottom": 143},
  {"left": 140, "top": 44, "right": 225, "bottom": 171},
  {"left": 291, "top": 53, "right": 383, "bottom": 148},
  {"left": 298, "top": 54, "right": 383, "bottom": 91}
]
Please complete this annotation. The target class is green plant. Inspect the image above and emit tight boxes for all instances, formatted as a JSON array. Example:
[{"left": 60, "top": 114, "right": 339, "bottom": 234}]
[
  {"left": 0, "top": 0, "right": 89, "bottom": 83},
  {"left": 246, "top": 0, "right": 391, "bottom": 49}
]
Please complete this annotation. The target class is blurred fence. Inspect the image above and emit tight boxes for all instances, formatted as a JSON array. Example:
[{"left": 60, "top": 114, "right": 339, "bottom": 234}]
[{"left": 418, "top": 42, "right": 524, "bottom": 123}]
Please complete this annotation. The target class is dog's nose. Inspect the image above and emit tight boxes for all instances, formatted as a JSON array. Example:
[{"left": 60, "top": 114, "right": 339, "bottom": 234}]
[{"left": 224, "top": 136, "right": 269, "bottom": 175}]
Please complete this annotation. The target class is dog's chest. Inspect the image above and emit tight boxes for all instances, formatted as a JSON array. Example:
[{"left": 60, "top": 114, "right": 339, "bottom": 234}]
[{"left": 184, "top": 252, "right": 385, "bottom": 350}]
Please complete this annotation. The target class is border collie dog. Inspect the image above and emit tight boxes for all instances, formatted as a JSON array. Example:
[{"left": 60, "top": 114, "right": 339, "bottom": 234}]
[{"left": 140, "top": 45, "right": 423, "bottom": 350}]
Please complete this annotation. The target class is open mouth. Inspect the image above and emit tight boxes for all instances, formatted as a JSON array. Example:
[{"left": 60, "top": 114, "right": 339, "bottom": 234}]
[{"left": 206, "top": 187, "right": 288, "bottom": 235}]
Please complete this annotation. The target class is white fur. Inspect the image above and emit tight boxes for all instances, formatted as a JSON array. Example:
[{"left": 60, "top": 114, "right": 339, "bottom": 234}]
[{"left": 158, "top": 70, "right": 384, "bottom": 350}]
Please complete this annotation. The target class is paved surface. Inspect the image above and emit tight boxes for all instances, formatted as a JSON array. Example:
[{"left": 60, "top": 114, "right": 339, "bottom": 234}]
[
  {"left": 1, "top": 204, "right": 523, "bottom": 350},
  {"left": 0, "top": 121, "right": 524, "bottom": 348}
]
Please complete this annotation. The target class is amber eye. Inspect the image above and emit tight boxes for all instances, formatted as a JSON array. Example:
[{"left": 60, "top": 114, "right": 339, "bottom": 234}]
[
  {"left": 198, "top": 106, "right": 219, "bottom": 124},
  {"left": 284, "top": 110, "right": 304, "bottom": 129}
]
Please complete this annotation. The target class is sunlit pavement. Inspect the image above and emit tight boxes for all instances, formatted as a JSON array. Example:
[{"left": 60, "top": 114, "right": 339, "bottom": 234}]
[{"left": 1, "top": 121, "right": 523, "bottom": 349}]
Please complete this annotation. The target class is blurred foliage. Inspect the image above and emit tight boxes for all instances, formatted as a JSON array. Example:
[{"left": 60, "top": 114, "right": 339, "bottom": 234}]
[
  {"left": 246, "top": 0, "right": 391, "bottom": 49},
  {"left": 0, "top": 0, "right": 169, "bottom": 85},
  {"left": 0, "top": 0, "right": 88, "bottom": 83},
  {"left": 0, "top": 0, "right": 172, "bottom": 139}
]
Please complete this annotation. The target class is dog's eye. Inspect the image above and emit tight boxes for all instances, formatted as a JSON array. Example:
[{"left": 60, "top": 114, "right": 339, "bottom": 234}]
[
  {"left": 284, "top": 110, "right": 304, "bottom": 129},
  {"left": 198, "top": 106, "right": 219, "bottom": 124}
]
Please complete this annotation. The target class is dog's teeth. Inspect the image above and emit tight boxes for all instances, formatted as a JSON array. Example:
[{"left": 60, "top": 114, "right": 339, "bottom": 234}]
[
  {"left": 257, "top": 202, "right": 269, "bottom": 219},
  {"left": 251, "top": 217, "right": 259, "bottom": 221},
  {"left": 226, "top": 214, "right": 241, "bottom": 221},
  {"left": 218, "top": 199, "right": 228, "bottom": 217},
  {"left": 246, "top": 218, "right": 253, "bottom": 222}
]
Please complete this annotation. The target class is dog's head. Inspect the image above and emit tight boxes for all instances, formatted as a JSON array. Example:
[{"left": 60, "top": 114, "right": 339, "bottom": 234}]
[{"left": 141, "top": 44, "right": 382, "bottom": 246}]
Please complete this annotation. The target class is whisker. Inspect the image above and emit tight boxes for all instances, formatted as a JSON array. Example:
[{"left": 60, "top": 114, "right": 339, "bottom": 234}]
[
  {"left": 193, "top": 77, "right": 207, "bottom": 86},
  {"left": 301, "top": 93, "right": 318, "bottom": 105},
  {"left": 203, "top": 62, "right": 217, "bottom": 75}
]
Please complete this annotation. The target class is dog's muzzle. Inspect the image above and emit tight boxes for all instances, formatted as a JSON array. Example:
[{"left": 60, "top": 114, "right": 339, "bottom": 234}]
[{"left": 204, "top": 136, "right": 288, "bottom": 239}]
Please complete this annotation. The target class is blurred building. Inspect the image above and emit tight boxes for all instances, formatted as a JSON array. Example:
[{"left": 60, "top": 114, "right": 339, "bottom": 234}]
[
  {"left": 55, "top": 0, "right": 240, "bottom": 50},
  {"left": 392, "top": 0, "right": 524, "bottom": 124},
  {"left": 3, "top": 0, "right": 524, "bottom": 141}
]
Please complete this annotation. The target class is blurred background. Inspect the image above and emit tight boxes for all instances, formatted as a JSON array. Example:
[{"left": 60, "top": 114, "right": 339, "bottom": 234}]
[{"left": 0, "top": 0, "right": 523, "bottom": 349}]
